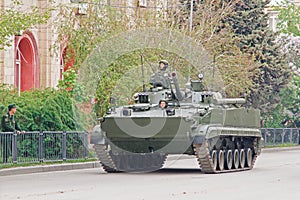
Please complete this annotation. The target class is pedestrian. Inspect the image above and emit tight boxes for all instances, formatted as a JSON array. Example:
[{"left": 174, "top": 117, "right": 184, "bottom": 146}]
[
  {"left": 1, "top": 104, "right": 24, "bottom": 134},
  {"left": 1, "top": 104, "right": 25, "bottom": 163}
]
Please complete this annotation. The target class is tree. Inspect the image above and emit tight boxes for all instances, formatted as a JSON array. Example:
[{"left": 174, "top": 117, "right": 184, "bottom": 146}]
[
  {"left": 280, "top": 76, "right": 300, "bottom": 126},
  {"left": 0, "top": 1, "right": 50, "bottom": 49},
  {"left": 222, "top": 0, "right": 291, "bottom": 113},
  {"left": 176, "top": 0, "right": 257, "bottom": 97},
  {"left": 57, "top": 0, "right": 287, "bottom": 117},
  {"left": 276, "top": 0, "right": 300, "bottom": 37},
  {"left": 54, "top": 2, "right": 139, "bottom": 117},
  {"left": 276, "top": 0, "right": 300, "bottom": 75},
  {"left": 276, "top": 0, "right": 300, "bottom": 69},
  {"left": 270, "top": 0, "right": 300, "bottom": 127}
]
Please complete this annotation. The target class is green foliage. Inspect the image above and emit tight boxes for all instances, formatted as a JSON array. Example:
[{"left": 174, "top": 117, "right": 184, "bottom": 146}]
[
  {"left": 53, "top": 2, "right": 128, "bottom": 70},
  {"left": 43, "top": 134, "right": 62, "bottom": 159},
  {"left": 280, "top": 76, "right": 300, "bottom": 119},
  {"left": 58, "top": 68, "right": 78, "bottom": 91},
  {"left": 262, "top": 75, "right": 300, "bottom": 128},
  {"left": 0, "top": 0, "right": 51, "bottom": 49},
  {"left": 264, "top": 143, "right": 297, "bottom": 148},
  {"left": 18, "top": 138, "right": 38, "bottom": 158},
  {"left": 222, "top": 0, "right": 291, "bottom": 113},
  {"left": 0, "top": 86, "right": 88, "bottom": 131},
  {"left": 177, "top": 0, "right": 259, "bottom": 97},
  {"left": 58, "top": 68, "right": 91, "bottom": 105},
  {"left": 276, "top": 0, "right": 300, "bottom": 36},
  {"left": 268, "top": 1, "right": 300, "bottom": 128},
  {"left": 66, "top": 134, "right": 86, "bottom": 158},
  {"left": 55, "top": 2, "right": 197, "bottom": 117},
  {"left": 53, "top": 3, "right": 134, "bottom": 117},
  {"left": 263, "top": 106, "right": 285, "bottom": 128}
]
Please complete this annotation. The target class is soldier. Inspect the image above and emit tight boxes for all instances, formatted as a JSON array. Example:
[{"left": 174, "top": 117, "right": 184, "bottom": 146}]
[
  {"left": 149, "top": 60, "right": 170, "bottom": 89},
  {"left": 1, "top": 104, "right": 25, "bottom": 163},
  {"left": 159, "top": 100, "right": 168, "bottom": 109},
  {"left": 1, "top": 104, "right": 24, "bottom": 134},
  {"left": 158, "top": 60, "right": 168, "bottom": 71}
]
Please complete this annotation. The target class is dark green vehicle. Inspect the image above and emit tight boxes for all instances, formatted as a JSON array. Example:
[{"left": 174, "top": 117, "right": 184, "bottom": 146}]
[{"left": 91, "top": 72, "right": 262, "bottom": 173}]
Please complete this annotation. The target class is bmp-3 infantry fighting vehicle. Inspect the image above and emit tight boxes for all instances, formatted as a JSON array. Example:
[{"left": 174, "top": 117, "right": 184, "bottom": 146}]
[{"left": 91, "top": 69, "right": 262, "bottom": 174}]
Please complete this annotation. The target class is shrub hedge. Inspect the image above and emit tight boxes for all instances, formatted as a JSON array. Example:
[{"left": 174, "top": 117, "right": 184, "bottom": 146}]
[{"left": 0, "top": 84, "right": 92, "bottom": 131}]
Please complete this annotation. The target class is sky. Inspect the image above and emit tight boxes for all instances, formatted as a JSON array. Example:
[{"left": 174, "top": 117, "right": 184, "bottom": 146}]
[{"left": 268, "top": 0, "right": 285, "bottom": 6}]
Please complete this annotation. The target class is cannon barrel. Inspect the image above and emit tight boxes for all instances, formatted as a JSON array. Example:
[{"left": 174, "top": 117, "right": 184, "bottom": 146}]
[{"left": 214, "top": 98, "right": 246, "bottom": 105}]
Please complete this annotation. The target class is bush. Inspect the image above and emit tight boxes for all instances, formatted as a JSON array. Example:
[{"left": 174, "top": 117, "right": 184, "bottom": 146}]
[{"left": 0, "top": 85, "right": 92, "bottom": 131}]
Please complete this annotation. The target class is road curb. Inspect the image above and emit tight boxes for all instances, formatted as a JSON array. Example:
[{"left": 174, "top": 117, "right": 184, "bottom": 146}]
[
  {"left": 262, "top": 145, "right": 300, "bottom": 153},
  {"left": 0, "top": 161, "right": 101, "bottom": 176}
]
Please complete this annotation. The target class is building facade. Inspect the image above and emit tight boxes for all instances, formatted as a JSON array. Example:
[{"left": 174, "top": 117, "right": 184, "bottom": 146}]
[
  {"left": 0, "top": 0, "right": 170, "bottom": 93},
  {"left": 0, "top": 0, "right": 64, "bottom": 94}
]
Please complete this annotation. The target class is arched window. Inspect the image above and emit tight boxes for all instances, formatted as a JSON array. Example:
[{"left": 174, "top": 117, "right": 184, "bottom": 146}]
[
  {"left": 15, "top": 32, "right": 39, "bottom": 94},
  {"left": 60, "top": 46, "right": 75, "bottom": 80}
]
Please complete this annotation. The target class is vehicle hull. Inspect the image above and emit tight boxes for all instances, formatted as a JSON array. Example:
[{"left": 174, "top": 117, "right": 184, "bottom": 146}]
[{"left": 101, "top": 116, "right": 194, "bottom": 154}]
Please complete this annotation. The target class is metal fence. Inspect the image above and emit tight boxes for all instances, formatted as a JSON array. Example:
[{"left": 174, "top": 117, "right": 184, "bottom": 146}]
[
  {"left": 261, "top": 128, "right": 300, "bottom": 146},
  {"left": 0, "top": 131, "right": 88, "bottom": 165},
  {"left": 1, "top": 128, "right": 299, "bottom": 165}
]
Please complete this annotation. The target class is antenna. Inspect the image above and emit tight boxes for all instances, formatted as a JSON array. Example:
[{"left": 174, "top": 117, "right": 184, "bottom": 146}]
[
  {"left": 212, "top": 54, "right": 216, "bottom": 91},
  {"left": 188, "top": 0, "right": 194, "bottom": 83},
  {"left": 142, "top": 55, "right": 155, "bottom": 73},
  {"left": 140, "top": 53, "right": 146, "bottom": 92}
]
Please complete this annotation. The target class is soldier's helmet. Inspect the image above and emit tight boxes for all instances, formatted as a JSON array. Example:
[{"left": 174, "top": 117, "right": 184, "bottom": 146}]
[{"left": 158, "top": 60, "right": 168, "bottom": 71}]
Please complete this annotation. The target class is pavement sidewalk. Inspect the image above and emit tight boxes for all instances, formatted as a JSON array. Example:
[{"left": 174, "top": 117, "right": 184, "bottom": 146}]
[
  {"left": 1, "top": 146, "right": 299, "bottom": 176},
  {"left": 0, "top": 162, "right": 101, "bottom": 176}
]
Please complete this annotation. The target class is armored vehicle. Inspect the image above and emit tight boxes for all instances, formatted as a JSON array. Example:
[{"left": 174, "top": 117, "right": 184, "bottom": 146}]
[{"left": 91, "top": 72, "right": 262, "bottom": 173}]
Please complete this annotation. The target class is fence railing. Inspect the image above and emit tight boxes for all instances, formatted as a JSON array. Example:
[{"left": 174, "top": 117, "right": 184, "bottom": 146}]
[
  {"left": 261, "top": 128, "right": 300, "bottom": 146},
  {"left": 1, "top": 128, "right": 299, "bottom": 165},
  {"left": 0, "top": 131, "right": 89, "bottom": 165}
]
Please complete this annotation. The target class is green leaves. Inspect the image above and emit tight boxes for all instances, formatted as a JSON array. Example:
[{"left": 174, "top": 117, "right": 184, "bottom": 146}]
[
  {"left": 276, "top": 0, "right": 300, "bottom": 36},
  {"left": 0, "top": 1, "right": 51, "bottom": 49},
  {"left": 223, "top": 0, "right": 291, "bottom": 113},
  {"left": 263, "top": 75, "right": 300, "bottom": 128},
  {"left": 0, "top": 86, "right": 87, "bottom": 131}
]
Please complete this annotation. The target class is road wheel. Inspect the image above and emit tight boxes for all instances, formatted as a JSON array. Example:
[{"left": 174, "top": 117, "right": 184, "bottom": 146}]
[
  {"left": 239, "top": 149, "right": 245, "bottom": 168},
  {"left": 211, "top": 150, "right": 217, "bottom": 170},
  {"left": 225, "top": 150, "right": 233, "bottom": 170},
  {"left": 233, "top": 149, "right": 239, "bottom": 169},
  {"left": 245, "top": 148, "right": 253, "bottom": 167},
  {"left": 217, "top": 150, "right": 225, "bottom": 171}
]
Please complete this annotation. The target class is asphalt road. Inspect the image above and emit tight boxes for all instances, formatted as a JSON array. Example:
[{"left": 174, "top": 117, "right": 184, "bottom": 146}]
[{"left": 1, "top": 150, "right": 300, "bottom": 200}]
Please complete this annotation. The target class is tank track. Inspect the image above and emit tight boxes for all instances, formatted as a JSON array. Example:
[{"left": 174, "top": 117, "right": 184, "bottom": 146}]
[
  {"left": 94, "top": 144, "right": 118, "bottom": 172},
  {"left": 193, "top": 138, "right": 261, "bottom": 174},
  {"left": 94, "top": 144, "right": 167, "bottom": 173}
]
